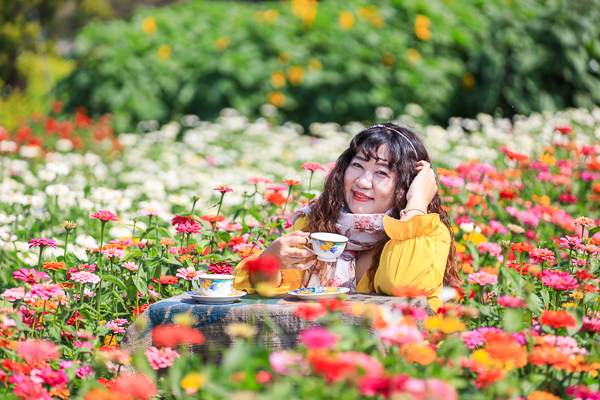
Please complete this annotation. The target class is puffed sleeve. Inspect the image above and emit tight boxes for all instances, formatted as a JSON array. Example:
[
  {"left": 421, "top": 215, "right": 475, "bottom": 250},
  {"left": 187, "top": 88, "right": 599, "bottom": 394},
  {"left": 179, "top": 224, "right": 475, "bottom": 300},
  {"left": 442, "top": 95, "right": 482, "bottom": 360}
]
[
  {"left": 232, "top": 217, "right": 308, "bottom": 294},
  {"left": 373, "top": 214, "right": 451, "bottom": 311}
]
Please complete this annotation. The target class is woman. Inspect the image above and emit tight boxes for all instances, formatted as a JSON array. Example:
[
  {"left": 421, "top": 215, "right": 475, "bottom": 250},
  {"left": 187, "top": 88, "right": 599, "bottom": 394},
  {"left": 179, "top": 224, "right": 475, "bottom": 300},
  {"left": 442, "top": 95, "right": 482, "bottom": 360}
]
[{"left": 232, "top": 122, "right": 457, "bottom": 311}]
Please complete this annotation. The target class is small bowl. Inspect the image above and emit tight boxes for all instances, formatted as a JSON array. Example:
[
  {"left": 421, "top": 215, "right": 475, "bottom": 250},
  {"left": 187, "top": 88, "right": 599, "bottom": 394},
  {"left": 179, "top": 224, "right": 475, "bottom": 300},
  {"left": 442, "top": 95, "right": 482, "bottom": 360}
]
[{"left": 193, "top": 274, "right": 235, "bottom": 297}]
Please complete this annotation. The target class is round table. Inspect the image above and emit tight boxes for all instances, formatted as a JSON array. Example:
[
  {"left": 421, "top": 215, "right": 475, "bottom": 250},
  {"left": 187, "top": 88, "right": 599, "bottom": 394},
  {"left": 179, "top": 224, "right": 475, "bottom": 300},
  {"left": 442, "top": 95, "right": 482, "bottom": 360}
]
[{"left": 121, "top": 292, "right": 433, "bottom": 361}]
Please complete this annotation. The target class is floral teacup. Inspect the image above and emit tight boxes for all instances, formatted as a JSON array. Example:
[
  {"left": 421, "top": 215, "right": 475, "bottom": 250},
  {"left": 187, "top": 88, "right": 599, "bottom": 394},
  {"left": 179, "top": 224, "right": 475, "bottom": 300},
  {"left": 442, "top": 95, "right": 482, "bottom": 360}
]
[
  {"left": 193, "top": 274, "right": 235, "bottom": 297},
  {"left": 303, "top": 232, "right": 348, "bottom": 262}
]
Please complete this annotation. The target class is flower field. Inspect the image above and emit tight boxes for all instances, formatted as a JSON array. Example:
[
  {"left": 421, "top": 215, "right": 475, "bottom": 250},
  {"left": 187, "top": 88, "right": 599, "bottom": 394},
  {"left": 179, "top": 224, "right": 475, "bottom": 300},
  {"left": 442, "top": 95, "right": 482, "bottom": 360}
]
[{"left": 2, "top": 106, "right": 600, "bottom": 399}]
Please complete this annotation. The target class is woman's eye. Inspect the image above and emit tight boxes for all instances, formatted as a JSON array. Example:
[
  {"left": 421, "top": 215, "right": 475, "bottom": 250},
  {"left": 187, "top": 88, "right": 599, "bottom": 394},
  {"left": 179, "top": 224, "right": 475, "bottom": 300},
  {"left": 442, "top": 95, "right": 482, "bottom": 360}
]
[
  {"left": 376, "top": 171, "right": 389, "bottom": 177},
  {"left": 352, "top": 162, "right": 363, "bottom": 168}
]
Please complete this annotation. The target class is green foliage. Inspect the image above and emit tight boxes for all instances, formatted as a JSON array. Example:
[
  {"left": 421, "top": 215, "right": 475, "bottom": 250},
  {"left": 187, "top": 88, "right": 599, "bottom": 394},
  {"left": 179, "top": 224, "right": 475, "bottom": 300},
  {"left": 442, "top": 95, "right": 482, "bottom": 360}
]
[{"left": 58, "top": 0, "right": 600, "bottom": 131}]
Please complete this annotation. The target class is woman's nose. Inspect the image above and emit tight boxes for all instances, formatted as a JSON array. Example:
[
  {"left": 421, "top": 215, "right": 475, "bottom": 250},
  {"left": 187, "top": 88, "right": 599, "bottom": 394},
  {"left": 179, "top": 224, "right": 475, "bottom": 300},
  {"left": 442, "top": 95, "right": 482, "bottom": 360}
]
[{"left": 355, "top": 172, "right": 373, "bottom": 189}]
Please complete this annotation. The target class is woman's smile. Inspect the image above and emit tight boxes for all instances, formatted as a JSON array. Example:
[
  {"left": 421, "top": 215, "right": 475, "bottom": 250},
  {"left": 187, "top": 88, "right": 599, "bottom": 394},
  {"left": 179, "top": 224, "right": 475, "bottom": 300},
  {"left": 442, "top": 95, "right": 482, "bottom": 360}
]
[{"left": 352, "top": 190, "right": 373, "bottom": 202}]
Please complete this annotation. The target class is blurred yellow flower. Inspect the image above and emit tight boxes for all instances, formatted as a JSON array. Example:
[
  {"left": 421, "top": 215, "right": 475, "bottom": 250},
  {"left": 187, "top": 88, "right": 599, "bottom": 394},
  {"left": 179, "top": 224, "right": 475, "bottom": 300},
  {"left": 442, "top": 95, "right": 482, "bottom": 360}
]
[
  {"left": 104, "top": 335, "right": 117, "bottom": 346},
  {"left": 278, "top": 53, "right": 292, "bottom": 65},
  {"left": 455, "top": 242, "right": 466, "bottom": 252},
  {"left": 463, "top": 232, "right": 487, "bottom": 245},
  {"left": 338, "top": 10, "right": 355, "bottom": 30},
  {"left": 264, "top": 9, "right": 280, "bottom": 23},
  {"left": 532, "top": 194, "right": 550, "bottom": 206},
  {"left": 370, "top": 16, "right": 385, "bottom": 29},
  {"left": 287, "top": 66, "right": 305, "bottom": 86},
  {"left": 142, "top": 17, "right": 157, "bottom": 35},
  {"left": 405, "top": 49, "right": 422, "bottom": 66},
  {"left": 381, "top": 53, "right": 395, "bottom": 67},
  {"left": 415, "top": 14, "right": 432, "bottom": 41},
  {"left": 538, "top": 153, "right": 556, "bottom": 166},
  {"left": 292, "top": 0, "right": 318, "bottom": 27},
  {"left": 225, "top": 323, "right": 258, "bottom": 338},
  {"left": 213, "top": 36, "right": 230, "bottom": 52},
  {"left": 471, "top": 349, "right": 496, "bottom": 369},
  {"left": 157, "top": 45, "right": 172, "bottom": 59},
  {"left": 462, "top": 72, "right": 475, "bottom": 89},
  {"left": 424, "top": 316, "right": 466, "bottom": 333},
  {"left": 307, "top": 58, "right": 322, "bottom": 72},
  {"left": 173, "top": 313, "right": 198, "bottom": 327},
  {"left": 270, "top": 71, "right": 287, "bottom": 88},
  {"left": 180, "top": 372, "right": 205, "bottom": 395}
]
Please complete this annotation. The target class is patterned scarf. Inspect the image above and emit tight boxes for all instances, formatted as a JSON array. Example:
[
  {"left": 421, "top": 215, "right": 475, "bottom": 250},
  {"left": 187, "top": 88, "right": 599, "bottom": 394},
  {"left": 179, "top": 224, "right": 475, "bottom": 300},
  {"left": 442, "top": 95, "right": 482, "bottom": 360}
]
[{"left": 291, "top": 205, "right": 391, "bottom": 291}]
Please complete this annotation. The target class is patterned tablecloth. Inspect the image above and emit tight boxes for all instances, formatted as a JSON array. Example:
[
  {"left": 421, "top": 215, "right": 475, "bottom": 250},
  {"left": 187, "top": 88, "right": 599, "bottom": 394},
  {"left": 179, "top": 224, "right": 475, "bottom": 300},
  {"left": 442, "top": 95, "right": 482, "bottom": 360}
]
[{"left": 120, "top": 292, "right": 433, "bottom": 361}]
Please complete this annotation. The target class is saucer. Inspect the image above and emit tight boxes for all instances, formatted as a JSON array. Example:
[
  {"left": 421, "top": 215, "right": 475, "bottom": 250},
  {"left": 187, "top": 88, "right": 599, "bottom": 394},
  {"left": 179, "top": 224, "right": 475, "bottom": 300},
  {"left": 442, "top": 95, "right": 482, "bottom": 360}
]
[
  {"left": 288, "top": 287, "right": 350, "bottom": 300},
  {"left": 186, "top": 290, "right": 247, "bottom": 304}
]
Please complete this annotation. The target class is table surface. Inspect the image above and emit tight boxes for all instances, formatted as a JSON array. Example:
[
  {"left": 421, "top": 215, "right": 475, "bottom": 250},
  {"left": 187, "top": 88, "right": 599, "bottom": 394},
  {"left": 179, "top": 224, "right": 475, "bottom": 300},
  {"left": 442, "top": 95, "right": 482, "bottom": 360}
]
[{"left": 120, "top": 292, "right": 433, "bottom": 362}]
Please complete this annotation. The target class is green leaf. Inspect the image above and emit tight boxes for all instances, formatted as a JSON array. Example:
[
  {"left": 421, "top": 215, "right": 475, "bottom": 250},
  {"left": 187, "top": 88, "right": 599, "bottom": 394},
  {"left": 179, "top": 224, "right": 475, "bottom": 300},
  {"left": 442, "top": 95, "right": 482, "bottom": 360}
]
[
  {"left": 566, "top": 307, "right": 583, "bottom": 336},
  {"left": 103, "top": 275, "right": 128, "bottom": 291},
  {"left": 503, "top": 308, "right": 524, "bottom": 332},
  {"left": 588, "top": 227, "right": 600, "bottom": 237},
  {"left": 302, "top": 192, "right": 316, "bottom": 201},
  {"left": 526, "top": 293, "right": 543, "bottom": 313},
  {"left": 162, "top": 257, "right": 182, "bottom": 267}
]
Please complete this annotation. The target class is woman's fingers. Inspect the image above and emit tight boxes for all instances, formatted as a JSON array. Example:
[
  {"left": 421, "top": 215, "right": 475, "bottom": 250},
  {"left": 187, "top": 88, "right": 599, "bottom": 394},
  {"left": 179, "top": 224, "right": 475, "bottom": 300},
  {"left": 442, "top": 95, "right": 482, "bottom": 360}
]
[
  {"left": 288, "top": 248, "right": 314, "bottom": 258},
  {"left": 289, "top": 260, "right": 315, "bottom": 270}
]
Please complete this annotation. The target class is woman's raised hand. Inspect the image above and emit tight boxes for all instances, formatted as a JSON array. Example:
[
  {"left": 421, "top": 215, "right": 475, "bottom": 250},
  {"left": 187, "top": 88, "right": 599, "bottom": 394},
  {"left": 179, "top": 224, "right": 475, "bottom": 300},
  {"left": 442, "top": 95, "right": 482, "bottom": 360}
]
[
  {"left": 406, "top": 160, "right": 438, "bottom": 210},
  {"left": 259, "top": 231, "right": 316, "bottom": 271}
]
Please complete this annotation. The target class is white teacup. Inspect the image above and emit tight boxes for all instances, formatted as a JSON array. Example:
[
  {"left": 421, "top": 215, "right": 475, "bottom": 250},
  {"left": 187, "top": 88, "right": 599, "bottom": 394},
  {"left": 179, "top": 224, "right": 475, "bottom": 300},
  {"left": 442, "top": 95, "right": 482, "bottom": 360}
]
[
  {"left": 193, "top": 274, "right": 235, "bottom": 297},
  {"left": 303, "top": 232, "right": 348, "bottom": 262}
]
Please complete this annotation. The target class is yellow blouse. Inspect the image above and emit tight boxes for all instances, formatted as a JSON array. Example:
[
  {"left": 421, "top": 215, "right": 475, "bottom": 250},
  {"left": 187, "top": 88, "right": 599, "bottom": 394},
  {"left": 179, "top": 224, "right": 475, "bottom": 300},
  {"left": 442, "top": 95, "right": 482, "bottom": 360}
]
[{"left": 232, "top": 213, "right": 451, "bottom": 311}]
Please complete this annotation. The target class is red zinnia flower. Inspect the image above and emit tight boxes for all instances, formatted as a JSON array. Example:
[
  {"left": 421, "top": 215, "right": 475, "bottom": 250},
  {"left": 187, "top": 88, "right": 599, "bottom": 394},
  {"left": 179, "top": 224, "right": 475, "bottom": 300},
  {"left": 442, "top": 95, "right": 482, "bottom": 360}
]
[
  {"left": 301, "top": 162, "right": 325, "bottom": 172},
  {"left": 90, "top": 210, "right": 119, "bottom": 222},
  {"left": 529, "top": 248, "right": 555, "bottom": 265},
  {"left": 539, "top": 310, "right": 577, "bottom": 329},
  {"left": 152, "top": 325, "right": 205, "bottom": 348},
  {"left": 283, "top": 179, "right": 300, "bottom": 186},
  {"left": 244, "top": 255, "right": 281, "bottom": 276},
  {"left": 294, "top": 302, "right": 327, "bottom": 321},
  {"left": 171, "top": 215, "right": 191, "bottom": 226},
  {"left": 511, "top": 243, "right": 535, "bottom": 253},
  {"left": 152, "top": 275, "right": 178, "bottom": 286},
  {"left": 200, "top": 214, "right": 226, "bottom": 223},
  {"left": 264, "top": 191, "right": 287, "bottom": 206}
]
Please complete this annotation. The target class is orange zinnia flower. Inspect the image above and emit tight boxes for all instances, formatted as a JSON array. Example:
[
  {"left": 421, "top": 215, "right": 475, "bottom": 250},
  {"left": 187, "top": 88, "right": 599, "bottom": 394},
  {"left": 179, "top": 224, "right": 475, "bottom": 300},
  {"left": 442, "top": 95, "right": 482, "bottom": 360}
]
[
  {"left": 539, "top": 310, "right": 577, "bottom": 329},
  {"left": 511, "top": 243, "right": 535, "bottom": 253},
  {"left": 392, "top": 285, "right": 430, "bottom": 298},
  {"left": 528, "top": 344, "right": 570, "bottom": 370},
  {"left": 283, "top": 179, "right": 300, "bottom": 186},
  {"left": 400, "top": 344, "right": 437, "bottom": 365},
  {"left": 527, "top": 391, "right": 561, "bottom": 400},
  {"left": 484, "top": 332, "right": 527, "bottom": 370},
  {"left": 43, "top": 261, "right": 66, "bottom": 271}
]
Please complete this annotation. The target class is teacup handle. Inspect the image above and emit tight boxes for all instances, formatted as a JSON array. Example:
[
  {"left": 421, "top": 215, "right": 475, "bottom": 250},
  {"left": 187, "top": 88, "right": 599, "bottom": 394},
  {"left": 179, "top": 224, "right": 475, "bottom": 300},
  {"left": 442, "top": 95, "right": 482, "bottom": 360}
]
[{"left": 302, "top": 245, "right": 315, "bottom": 253}]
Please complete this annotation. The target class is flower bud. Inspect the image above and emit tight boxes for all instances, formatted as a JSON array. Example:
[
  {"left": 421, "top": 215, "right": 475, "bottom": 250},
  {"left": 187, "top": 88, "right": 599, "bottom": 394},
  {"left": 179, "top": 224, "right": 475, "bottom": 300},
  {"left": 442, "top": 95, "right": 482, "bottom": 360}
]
[
  {"left": 583, "top": 237, "right": 591, "bottom": 244},
  {"left": 501, "top": 240, "right": 511, "bottom": 251},
  {"left": 192, "top": 195, "right": 201, "bottom": 203},
  {"left": 62, "top": 220, "right": 78, "bottom": 232},
  {"left": 523, "top": 282, "right": 535, "bottom": 295},
  {"left": 146, "top": 239, "right": 155, "bottom": 247},
  {"left": 133, "top": 218, "right": 138, "bottom": 223}
]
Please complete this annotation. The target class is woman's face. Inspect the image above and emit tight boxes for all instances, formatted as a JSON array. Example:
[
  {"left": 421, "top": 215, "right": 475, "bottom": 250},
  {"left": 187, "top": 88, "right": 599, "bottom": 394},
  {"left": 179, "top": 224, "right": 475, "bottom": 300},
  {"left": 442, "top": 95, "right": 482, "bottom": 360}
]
[{"left": 344, "top": 146, "right": 396, "bottom": 214}]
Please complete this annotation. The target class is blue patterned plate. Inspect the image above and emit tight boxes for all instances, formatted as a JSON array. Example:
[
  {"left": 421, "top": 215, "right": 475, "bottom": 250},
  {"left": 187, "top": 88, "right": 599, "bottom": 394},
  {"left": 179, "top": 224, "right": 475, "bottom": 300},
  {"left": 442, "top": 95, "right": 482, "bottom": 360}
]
[
  {"left": 186, "top": 290, "right": 247, "bottom": 304},
  {"left": 288, "top": 287, "right": 350, "bottom": 300}
]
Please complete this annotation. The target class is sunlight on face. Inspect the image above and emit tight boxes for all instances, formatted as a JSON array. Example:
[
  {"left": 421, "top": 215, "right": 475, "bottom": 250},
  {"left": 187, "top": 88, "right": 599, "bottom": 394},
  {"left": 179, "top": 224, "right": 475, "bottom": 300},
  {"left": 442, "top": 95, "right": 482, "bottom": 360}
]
[{"left": 343, "top": 146, "right": 396, "bottom": 214}]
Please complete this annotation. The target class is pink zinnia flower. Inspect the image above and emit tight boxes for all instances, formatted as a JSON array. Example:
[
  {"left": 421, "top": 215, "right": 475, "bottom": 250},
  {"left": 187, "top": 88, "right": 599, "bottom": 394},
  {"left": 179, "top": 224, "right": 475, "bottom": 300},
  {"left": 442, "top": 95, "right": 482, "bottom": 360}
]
[
  {"left": 28, "top": 238, "right": 57, "bottom": 249},
  {"left": 541, "top": 270, "right": 579, "bottom": 291},
  {"left": 1, "top": 287, "right": 32, "bottom": 301},
  {"left": 247, "top": 176, "right": 269, "bottom": 185},
  {"left": 102, "top": 247, "right": 125, "bottom": 259},
  {"left": 425, "top": 378, "right": 458, "bottom": 400},
  {"left": 574, "top": 216, "right": 595, "bottom": 227},
  {"left": 122, "top": 261, "right": 138, "bottom": 271},
  {"left": 529, "top": 247, "right": 555, "bottom": 265},
  {"left": 297, "top": 326, "right": 339, "bottom": 350},
  {"left": 71, "top": 271, "right": 101, "bottom": 285},
  {"left": 76, "top": 365, "right": 93, "bottom": 379},
  {"left": 175, "top": 267, "right": 200, "bottom": 281},
  {"left": 269, "top": 351, "right": 305, "bottom": 375},
  {"left": 8, "top": 374, "right": 52, "bottom": 400},
  {"left": 144, "top": 346, "right": 180, "bottom": 370},
  {"left": 477, "top": 242, "right": 502, "bottom": 257},
  {"left": 379, "top": 324, "right": 423, "bottom": 346},
  {"left": 497, "top": 295, "right": 527, "bottom": 308},
  {"left": 90, "top": 210, "right": 119, "bottom": 222},
  {"left": 468, "top": 271, "right": 498, "bottom": 286},
  {"left": 105, "top": 321, "right": 126, "bottom": 334},
  {"left": 12, "top": 268, "right": 50, "bottom": 283},
  {"left": 488, "top": 220, "right": 508, "bottom": 235},
  {"left": 216, "top": 220, "right": 243, "bottom": 232},
  {"left": 36, "top": 367, "right": 69, "bottom": 388},
  {"left": 17, "top": 340, "right": 60, "bottom": 363},
  {"left": 214, "top": 184, "right": 233, "bottom": 193},
  {"left": 338, "top": 351, "right": 383, "bottom": 377},
  {"left": 141, "top": 208, "right": 159, "bottom": 216},
  {"left": 30, "top": 283, "right": 64, "bottom": 300},
  {"left": 301, "top": 162, "right": 325, "bottom": 172},
  {"left": 560, "top": 235, "right": 582, "bottom": 248},
  {"left": 175, "top": 221, "right": 202, "bottom": 234}
]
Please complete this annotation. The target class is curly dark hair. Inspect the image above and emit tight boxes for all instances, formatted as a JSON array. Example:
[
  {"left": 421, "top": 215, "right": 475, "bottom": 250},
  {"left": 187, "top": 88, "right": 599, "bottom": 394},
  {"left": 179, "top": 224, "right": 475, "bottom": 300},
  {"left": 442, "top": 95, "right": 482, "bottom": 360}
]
[{"left": 305, "top": 122, "right": 458, "bottom": 289}]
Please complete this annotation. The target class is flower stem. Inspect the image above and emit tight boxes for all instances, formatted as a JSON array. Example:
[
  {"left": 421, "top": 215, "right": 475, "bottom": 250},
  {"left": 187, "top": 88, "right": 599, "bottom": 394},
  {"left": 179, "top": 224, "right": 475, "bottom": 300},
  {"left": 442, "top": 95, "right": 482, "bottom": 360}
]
[
  {"left": 64, "top": 230, "right": 69, "bottom": 261},
  {"left": 96, "top": 222, "right": 105, "bottom": 323},
  {"left": 209, "top": 192, "right": 226, "bottom": 253},
  {"left": 308, "top": 171, "right": 314, "bottom": 194},
  {"left": 37, "top": 246, "right": 44, "bottom": 270}
]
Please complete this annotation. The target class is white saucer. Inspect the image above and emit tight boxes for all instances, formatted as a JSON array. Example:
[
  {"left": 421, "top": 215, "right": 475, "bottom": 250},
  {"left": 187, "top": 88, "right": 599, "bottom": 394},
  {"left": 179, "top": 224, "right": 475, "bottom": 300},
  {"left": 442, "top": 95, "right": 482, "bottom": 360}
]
[
  {"left": 186, "top": 290, "right": 247, "bottom": 304},
  {"left": 288, "top": 287, "right": 350, "bottom": 300}
]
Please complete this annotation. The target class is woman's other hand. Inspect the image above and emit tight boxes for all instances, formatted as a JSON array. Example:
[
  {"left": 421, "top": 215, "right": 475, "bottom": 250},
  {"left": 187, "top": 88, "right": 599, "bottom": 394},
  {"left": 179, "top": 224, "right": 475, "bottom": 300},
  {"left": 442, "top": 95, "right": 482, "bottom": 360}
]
[
  {"left": 406, "top": 160, "right": 438, "bottom": 210},
  {"left": 260, "top": 231, "right": 316, "bottom": 271}
]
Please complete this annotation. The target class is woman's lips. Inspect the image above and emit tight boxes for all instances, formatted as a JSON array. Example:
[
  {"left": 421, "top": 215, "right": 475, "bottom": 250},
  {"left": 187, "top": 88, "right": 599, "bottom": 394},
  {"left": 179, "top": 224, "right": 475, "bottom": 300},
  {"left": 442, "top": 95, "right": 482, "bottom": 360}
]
[{"left": 352, "top": 190, "right": 373, "bottom": 202}]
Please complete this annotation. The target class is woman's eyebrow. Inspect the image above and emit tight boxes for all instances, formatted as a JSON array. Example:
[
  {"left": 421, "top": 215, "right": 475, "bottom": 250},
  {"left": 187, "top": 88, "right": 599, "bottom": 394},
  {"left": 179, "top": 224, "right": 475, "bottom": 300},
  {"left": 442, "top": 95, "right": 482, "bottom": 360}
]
[{"left": 355, "top": 154, "right": 389, "bottom": 165}]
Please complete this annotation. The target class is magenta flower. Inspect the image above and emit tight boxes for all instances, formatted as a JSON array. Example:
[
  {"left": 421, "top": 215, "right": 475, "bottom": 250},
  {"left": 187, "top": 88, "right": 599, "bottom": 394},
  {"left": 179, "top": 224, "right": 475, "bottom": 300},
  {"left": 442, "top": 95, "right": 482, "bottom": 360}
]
[
  {"left": 13, "top": 268, "right": 49, "bottom": 283},
  {"left": 559, "top": 235, "right": 582, "bottom": 248},
  {"left": 297, "top": 326, "right": 339, "bottom": 350},
  {"left": 71, "top": 271, "right": 101, "bottom": 285},
  {"left": 214, "top": 184, "right": 233, "bottom": 193},
  {"left": 175, "top": 221, "right": 202, "bottom": 234},
  {"left": 541, "top": 270, "right": 579, "bottom": 291},
  {"left": 8, "top": 374, "right": 51, "bottom": 400},
  {"left": 28, "top": 238, "right": 57, "bottom": 249},
  {"left": 497, "top": 295, "right": 527, "bottom": 308},
  {"left": 76, "top": 365, "right": 93, "bottom": 379},
  {"left": 90, "top": 210, "right": 119, "bottom": 222},
  {"left": 208, "top": 262, "right": 234, "bottom": 275},
  {"left": 301, "top": 162, "right": 326, "bottom": 172},
  {"left": 101, "top": 248, "right": 125, "bottom": 259},
  {"left": 144, "top": 346, "right": 180, "bottom": 370},
  {"left": 36, "top": 367, "right": 68, "bottom": 388},
  {"left": 105, "top": 319, "right": 128, "bottom": 334},
  {"left": 468, "top": 271, "right": 498, "bottom": 286},
  {"left": 30, "top": 283, "right": 64, "bottom": 300},
  {"left": 175, "top": 267, "right": 200, "bottom": 281}
]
